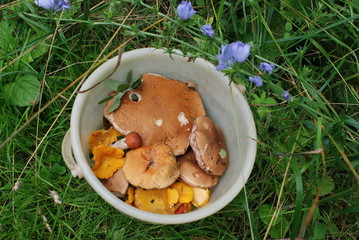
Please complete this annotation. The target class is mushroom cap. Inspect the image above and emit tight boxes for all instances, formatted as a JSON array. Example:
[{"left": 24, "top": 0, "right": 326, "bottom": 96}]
[
  {"left": 125, "top": 132, "right": 142, "bottom": 149},
  {"left": 178, "top": 149, "right": 219, "bottom": 188},
  {"left": 104, "top": 73, "right": 206, "bottom": 156},
  {"left": 103, "top": 168, "right": 129, "bottom": 198},
  {"left": 123, "top": 144, "right": 180, "bottom": 189},
  {"left": 189, "top": 116, "right": 228, "bottom": 176}
]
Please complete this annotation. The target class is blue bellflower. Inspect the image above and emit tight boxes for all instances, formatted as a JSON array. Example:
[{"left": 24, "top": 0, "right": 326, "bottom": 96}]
[
  {"left": 259, "top": 62, "right": 275, "bottom": 74},
  {"left": 35, "top": 0, "right": 70, "bottom": 13},
  {"left": 282, "top": 91, "right": 292, "bottom": 101},
  {"left": 228, "top": 41, "right": 251, "bottom": 63},
  {"left": 201, "top": 24, "right": 214, "bottom": 37},
  {"left": 177, "top": 1, "right": 196, "bottom": 20},
  {"left": 216, "top": 44, "right": 234, "bottom": 70},
  {"left": 249, "top": 76, "right": 263, "bottom": 87},
  {"left": 216, "top": 41, "right": 251, "bottom": 71},
  {"left": 216, "top": 62, "right": 229, "bottom": 71}
]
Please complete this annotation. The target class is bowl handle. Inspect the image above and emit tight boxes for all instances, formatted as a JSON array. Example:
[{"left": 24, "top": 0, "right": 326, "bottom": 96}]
[{"left": 61, "top": 129, "right": 84, "bottom": 178}]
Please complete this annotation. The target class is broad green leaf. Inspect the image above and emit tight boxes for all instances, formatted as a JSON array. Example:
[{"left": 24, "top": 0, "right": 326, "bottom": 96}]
[
  {"left": 251, "top": 93, "right": 261, "bottom": 103},
  {"left": 98, "top": 95, "right": 114, "bottom": 104},
  {"left": 268, "top": 217, "right": 289, "bottom": 239},
  {"left": 263, "top": 97, "right": 277, "bottom": 105},
  {"left": 260, "top": 92, "right": 266, "bottom": 101},
  {"left": 22, "top": 51, "right": 34, "bottom": 64},
  {"left": 130, "top": 78, "right": 142, "bottom": 89},
  {"left": 328, "top": 222, "right": 340, "bottom": 238},
  {"left": 259, "top": 204, "right": 284, "bottom": 226},
  {"left": 311, "top": 176, "right": 335, "bottom": 196},
  {"left": 3, "top": 74, "right": 40, "bottom": 107},
  {"left": 105, "top": 79, "right": 120, "bottom": 91},
  {"left": 109, "top": 92, "right": 124, "bottom": 113},
  {"left": 51, "top": 163, "right": 66, "bottom": 175},
  {"left": 0, "top": 20, "right": 16, "bottom": 54},
  {"left": 31, "top": 39, "right": 49, "bottom": 60},
  {"left": 285, "top": 22, "right": 293, "bottom": 31},
  {"left": 126, "top": 70, "right": 133, "bottom": 83},
  {"left": 117, "top": 83, "right": 130, "bottom": 92},
  {"left": 312, "top": 222, "right": 327, "bottom": 240}
]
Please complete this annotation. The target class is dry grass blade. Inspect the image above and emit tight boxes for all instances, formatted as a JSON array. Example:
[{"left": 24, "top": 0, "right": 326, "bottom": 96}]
[
  {"left": 298, "top": 186, "right": 322, "bottom": 238},
  {"left": 326, "top": 132, "right": 359, "bottom": 183},
  {"left": 263, "top": 160, "right": 291, "bottom": 240}
]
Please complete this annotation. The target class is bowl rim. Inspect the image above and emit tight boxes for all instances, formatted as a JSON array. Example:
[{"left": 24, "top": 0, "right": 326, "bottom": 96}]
[{"left": 70, "top": 48, "right": 257, "bottom": 224}]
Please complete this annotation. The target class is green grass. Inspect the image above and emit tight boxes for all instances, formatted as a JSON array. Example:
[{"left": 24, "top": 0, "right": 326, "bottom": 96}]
[{"left": 1, "top": 0, "right": 358, "bottom": 239}]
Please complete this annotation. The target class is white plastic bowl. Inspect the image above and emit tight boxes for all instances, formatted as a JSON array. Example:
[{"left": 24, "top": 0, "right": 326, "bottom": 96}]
[{"left": 62, "top": 48, "right": 257, "bottom": 224}]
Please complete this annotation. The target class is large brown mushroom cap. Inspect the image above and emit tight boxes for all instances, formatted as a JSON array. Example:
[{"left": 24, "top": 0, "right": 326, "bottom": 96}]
[
  {"left": 123, "top": 144, "right": 180, "bottom": 189},
  {"left": 189, "top": 116, "right": 228, "bottom": 176},
  {"left": 104, "top": 73, "right": 206, "bottom": 156},
  {"left": 178, "top": 149, "right": 219, "bottom": 188}
]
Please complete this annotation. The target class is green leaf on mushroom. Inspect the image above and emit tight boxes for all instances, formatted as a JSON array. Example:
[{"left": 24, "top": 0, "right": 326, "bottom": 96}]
[
  {"left": 98, "top": 70, "right": 143, "bottom": 113},
  {"left": 126, "top": 70, "right": 133, "bottom": 83},
  {"left": 105, "top": 79, "right": 122, "bottom": 91},
  {"left": 109, "top": 92, "right": 125, "bottom": 113}
]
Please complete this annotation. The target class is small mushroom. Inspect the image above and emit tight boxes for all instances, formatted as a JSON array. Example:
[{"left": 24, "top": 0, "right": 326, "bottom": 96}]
[
  {"left": 189, "top": 116, "right": 228, "bottom": 176},
  {"left": 110, "top": 132, "right": 142, "bottom": 150},
  {"left": 178, "top": 149, "right": 219, "bottom": 188},
  {"left": 104, "top": 169, "right": 129, "bottom": 198},
  {"left": 123, "top": 144, "right": 180, "bottom": 189}
]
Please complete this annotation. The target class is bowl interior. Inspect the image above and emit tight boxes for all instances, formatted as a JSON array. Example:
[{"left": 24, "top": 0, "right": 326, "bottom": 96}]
[{"left": 70, "top": 48, "right": 256, "bottom": 224}]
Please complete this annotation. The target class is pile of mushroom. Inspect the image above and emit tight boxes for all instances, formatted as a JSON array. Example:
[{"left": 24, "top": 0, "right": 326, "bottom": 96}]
[{"left": 88, "top": 73, "right": 229, "bottom": 214}]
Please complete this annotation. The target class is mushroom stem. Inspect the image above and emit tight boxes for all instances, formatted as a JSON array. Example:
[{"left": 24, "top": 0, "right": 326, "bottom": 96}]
[{"left": 110, "top": 138, "right": 128, "bottom": 150}]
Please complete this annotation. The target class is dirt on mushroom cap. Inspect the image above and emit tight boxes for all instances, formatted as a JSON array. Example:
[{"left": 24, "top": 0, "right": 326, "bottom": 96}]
[
  {"left": 104, "top": 73, "right": 206, "bottom": 156},
  {"left": 123, "top": 144, "right": 180, "bottom": 189},
  {"left": 189, "top": 116, "right": 229, "bottom": 176}
]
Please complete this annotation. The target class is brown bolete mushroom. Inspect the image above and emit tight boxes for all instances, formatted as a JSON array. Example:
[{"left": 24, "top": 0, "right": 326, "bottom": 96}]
[
  {"left": 178, "top": 149, "right": 219, "bottom": 188},
  {"left": 103, "top": 168, "right": 129, "bottom": 198},
  {"left": 110, "top": 132, "right": 142, "bottom": 150},
  {"left": 189, "top": 116, "right": 228, "bottom": 176},
  {"left": 104, "top": 73, "right": 206, "bottom": 156},
  {"left": 123, "top": 144, "right": 180, "bottom": 189}
]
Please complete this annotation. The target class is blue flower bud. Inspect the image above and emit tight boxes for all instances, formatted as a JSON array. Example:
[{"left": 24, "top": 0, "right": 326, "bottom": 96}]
[
  {"left": 259, "top": 62, "right": 275, "bottom": 74},
  {"left": 282, "top": 91, "right": 292, "bottom": 101},
  {"left": 201, "top": 24, "right": 214, "bottom": 37},
  {"left": 216, "top": 62, "right": 229, "bottom": 71},
  {"left": 249, "top": 76, "right": 263, "bottom": 87}
]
